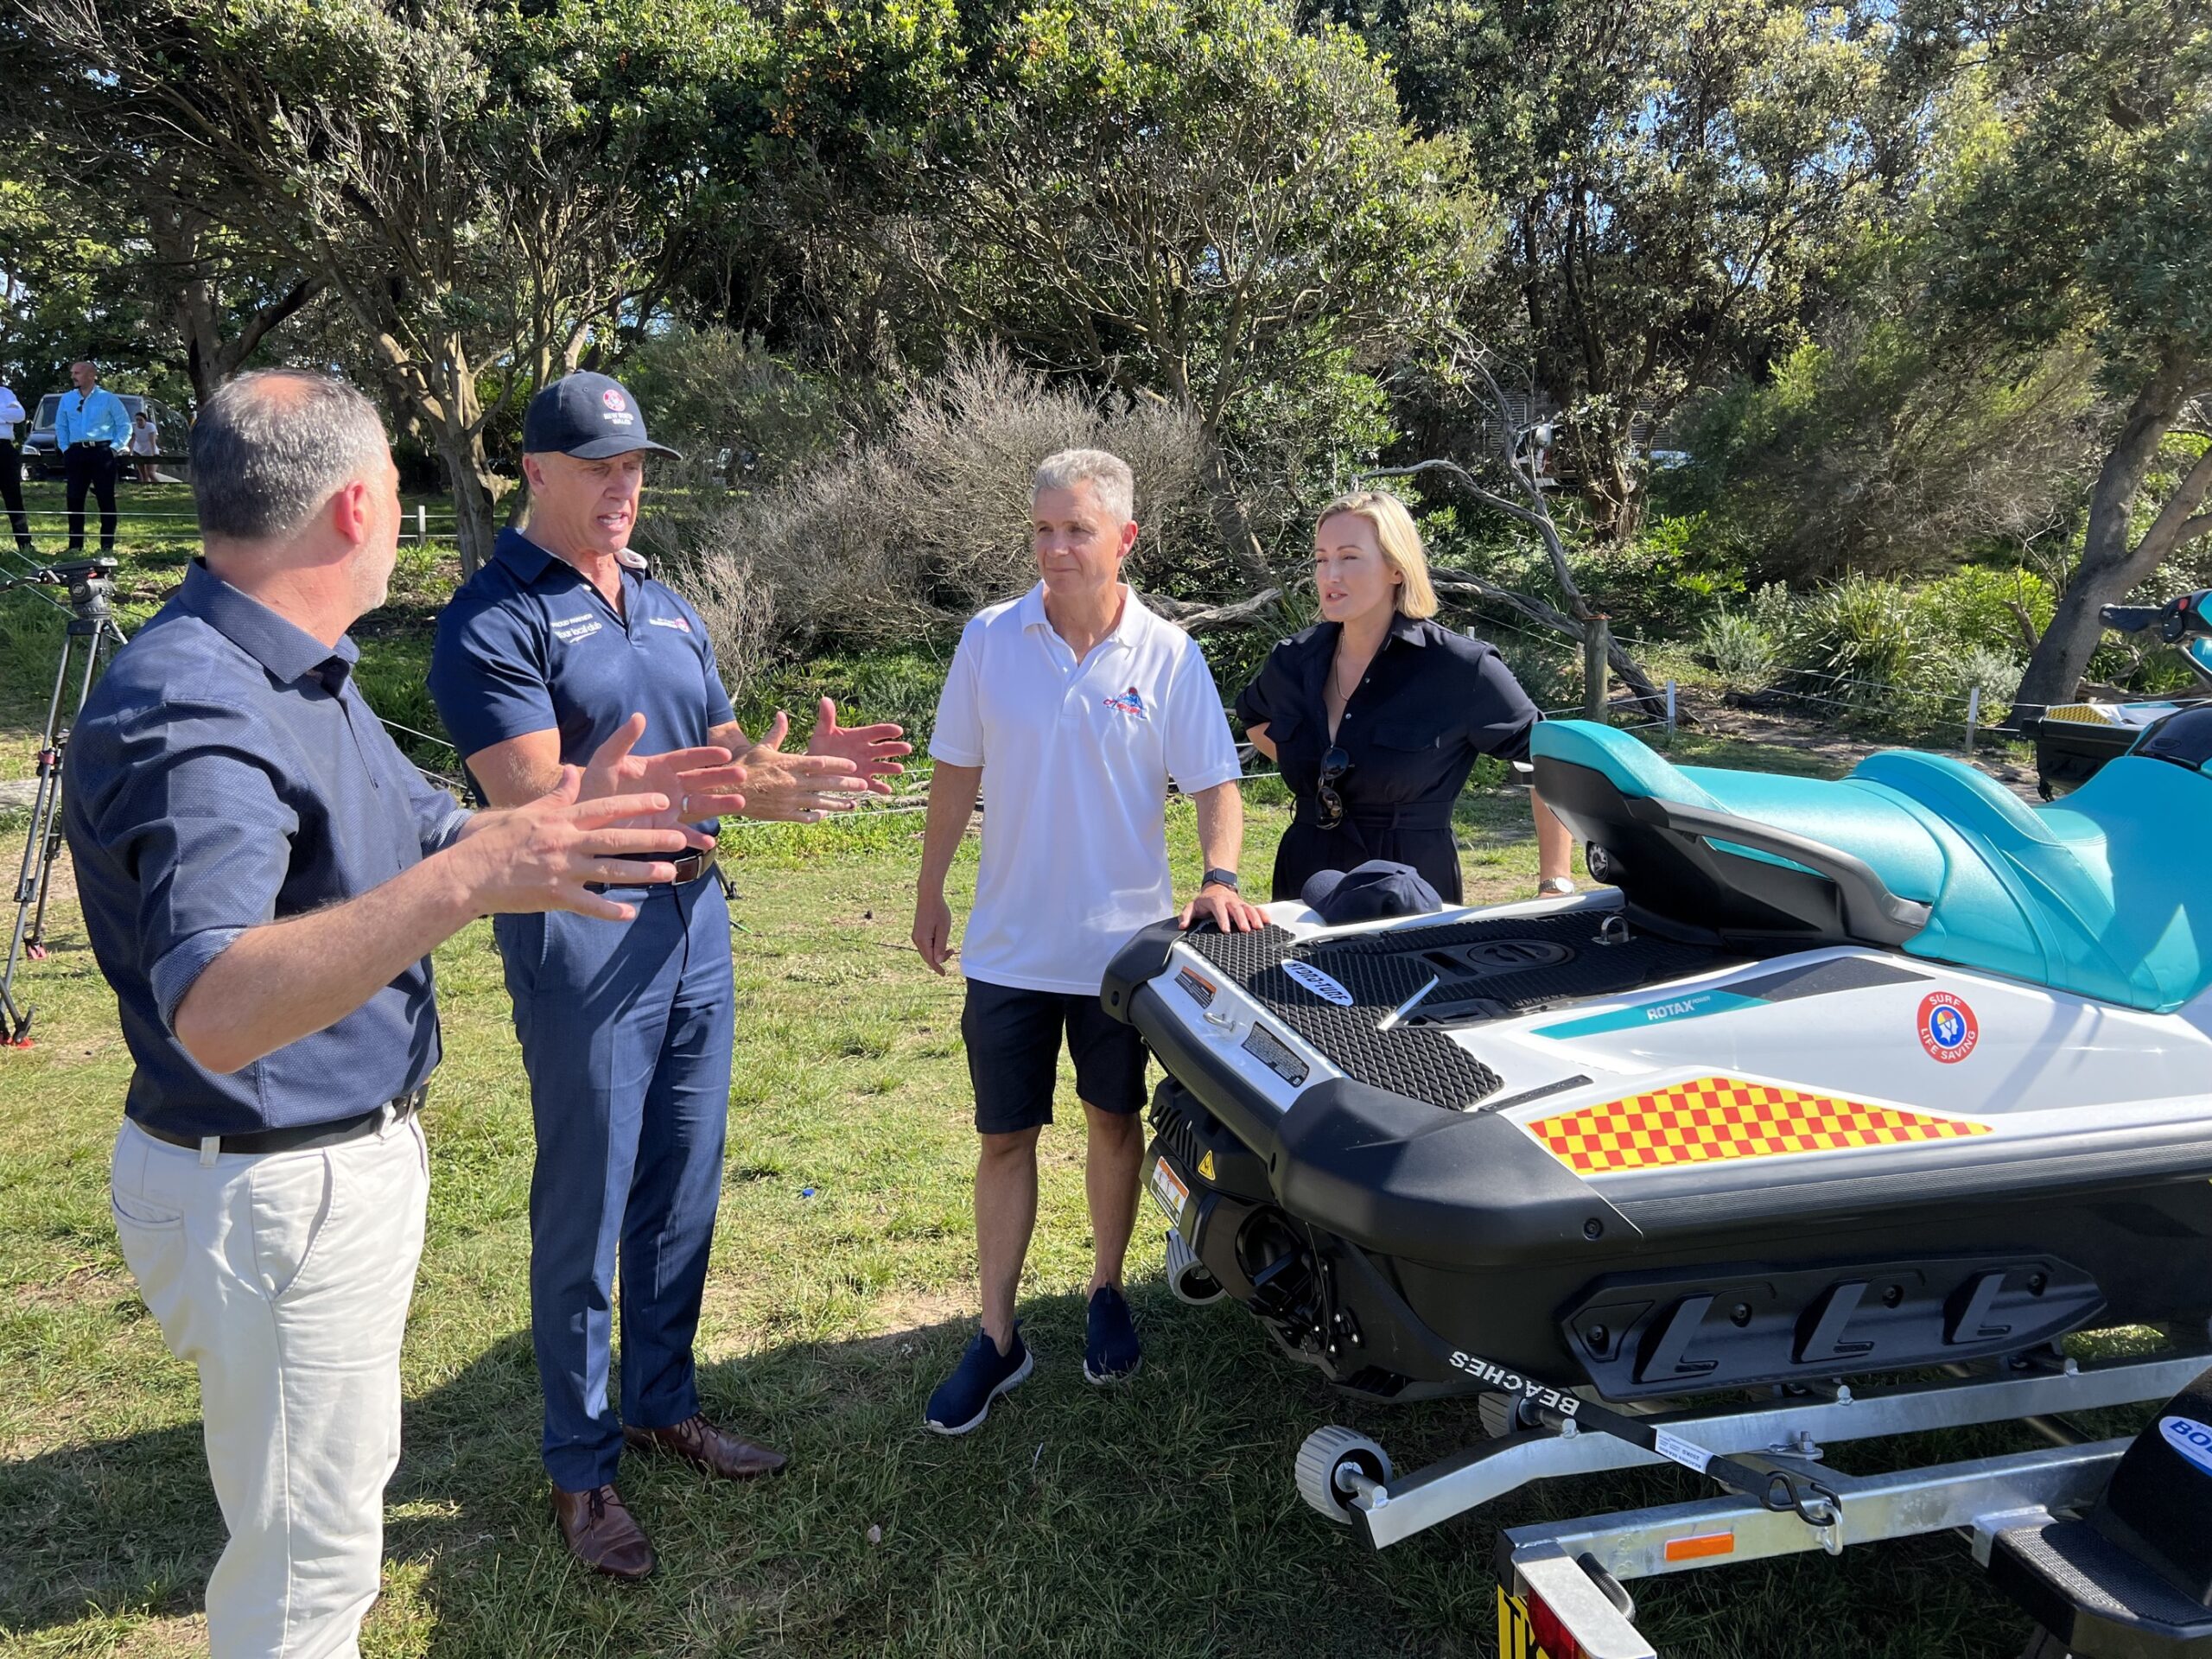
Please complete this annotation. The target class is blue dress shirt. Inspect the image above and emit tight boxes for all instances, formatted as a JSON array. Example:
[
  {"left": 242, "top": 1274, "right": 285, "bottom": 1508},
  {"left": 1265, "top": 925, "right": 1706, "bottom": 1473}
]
[
  {"left": 64, "top": 562, "right": 469, "bottom": 1137},
  {"left": 428, "top": 528, "right": 735, "bottom": 822},
  {"left": 54, "top": 386, "right": 131, "bottom": 450}
]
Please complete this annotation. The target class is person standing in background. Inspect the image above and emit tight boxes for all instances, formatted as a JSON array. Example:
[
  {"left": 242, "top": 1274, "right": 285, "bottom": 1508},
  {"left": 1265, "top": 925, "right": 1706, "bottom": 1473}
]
[
  {"left": 55, "top": 360, "right": 130, "bottom": 554},
  {"left": 0, "top": 379, "right": 32, "bottom": 553},
  {"left": 130, "top": 404, "right": 161, "bottom": 484}
]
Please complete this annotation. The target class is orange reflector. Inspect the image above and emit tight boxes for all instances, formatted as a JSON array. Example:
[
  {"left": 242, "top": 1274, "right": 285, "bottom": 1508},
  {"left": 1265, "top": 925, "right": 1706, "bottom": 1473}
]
[{"left": 1663, "top": 1530, "right": 1737, "bottom": 1561}]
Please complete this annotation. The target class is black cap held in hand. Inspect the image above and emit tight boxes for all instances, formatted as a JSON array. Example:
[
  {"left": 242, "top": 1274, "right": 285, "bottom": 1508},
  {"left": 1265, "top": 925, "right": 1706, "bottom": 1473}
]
[
  {"left": 523, "top": 372, "right": 683, "bottom": 461},
  {"left": 1300, "top": 860, "right": 1446, "bottom": 926}
]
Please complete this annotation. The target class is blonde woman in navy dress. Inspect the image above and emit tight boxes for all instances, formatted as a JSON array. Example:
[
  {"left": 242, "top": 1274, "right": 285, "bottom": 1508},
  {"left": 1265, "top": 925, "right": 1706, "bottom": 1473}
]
[{"left": 1236, "top": 490, "right": 1576, "bottom": 903}]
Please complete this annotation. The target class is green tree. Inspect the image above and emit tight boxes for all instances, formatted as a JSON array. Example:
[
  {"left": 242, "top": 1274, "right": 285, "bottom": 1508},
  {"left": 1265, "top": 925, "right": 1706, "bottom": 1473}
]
[
  {"left": 1334, "top": 0, "right": 1893, "bottom": 543},
  {"left": 12, "top": 0, "right": 764, "bottom": 573},
  {"left": 1926, "top": 0, "right": 2212, "bottom": 710},
  {"left": 908, "top": 0, "right": 1484, "bottom": 577}
]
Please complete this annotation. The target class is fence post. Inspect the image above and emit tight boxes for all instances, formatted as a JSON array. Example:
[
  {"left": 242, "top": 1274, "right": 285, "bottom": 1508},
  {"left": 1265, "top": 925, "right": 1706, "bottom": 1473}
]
[
  {"left": 1964, "top": 686, "right": 1981, "bottom": 755},
  {"left": 416, "top": 504, "right": 428, "bottom": 544},
  {"left": 1581, "top": 614, "right": 1611, "bottom": 721},
  {"left": 1665, "top": 678, "right": 1677, "bottom": 745}
]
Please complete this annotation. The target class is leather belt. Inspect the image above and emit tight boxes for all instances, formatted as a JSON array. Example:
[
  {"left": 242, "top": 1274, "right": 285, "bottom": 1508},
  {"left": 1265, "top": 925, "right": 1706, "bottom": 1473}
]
[
  {"left": 1298, "top": 801, "right": 1457, "bottom": 833},
  {"left": 586, "top": 850, "right": 717, "bottom": 893},
  {"left": 138, "top": 1084, "right": 429, "bottom": 1156}
]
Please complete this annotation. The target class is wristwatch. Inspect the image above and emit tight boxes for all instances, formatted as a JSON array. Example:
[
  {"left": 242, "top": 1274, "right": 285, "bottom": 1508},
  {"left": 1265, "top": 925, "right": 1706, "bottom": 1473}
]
[
  {"left": 1201, "top": 867, "right": 1242, "bottom": 893},
  {"left": 1537, "top": 875, "right": 1578, "bottom": 896}
]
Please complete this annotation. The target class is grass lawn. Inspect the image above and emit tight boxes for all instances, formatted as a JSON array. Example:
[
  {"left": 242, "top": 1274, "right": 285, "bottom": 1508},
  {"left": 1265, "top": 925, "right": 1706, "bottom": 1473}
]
[{"left": 0, "top": 510, "right": 2078, "bottom": 1656}]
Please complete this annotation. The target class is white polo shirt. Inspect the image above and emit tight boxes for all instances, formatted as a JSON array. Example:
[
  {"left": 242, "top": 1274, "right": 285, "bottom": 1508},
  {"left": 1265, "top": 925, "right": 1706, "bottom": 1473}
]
[{"left": 931, "top": 582, "right": 1243, "bottom": 995}]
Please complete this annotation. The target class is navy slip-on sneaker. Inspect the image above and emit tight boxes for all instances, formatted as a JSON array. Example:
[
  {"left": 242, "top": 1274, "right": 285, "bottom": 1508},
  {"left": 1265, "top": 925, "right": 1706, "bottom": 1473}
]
[
  {"left": 924, "top": 1325, "right": 1033, "bottom": 1435},
  {"left": 1084, "top": 1285, "right": 1141, "bottom": 1385}
]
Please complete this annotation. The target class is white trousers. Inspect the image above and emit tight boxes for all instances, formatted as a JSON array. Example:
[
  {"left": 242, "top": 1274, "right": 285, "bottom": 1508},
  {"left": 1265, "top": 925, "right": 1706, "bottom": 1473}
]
[{"left": 110, "top": 1113, "right": 429, "bottom": 1659}]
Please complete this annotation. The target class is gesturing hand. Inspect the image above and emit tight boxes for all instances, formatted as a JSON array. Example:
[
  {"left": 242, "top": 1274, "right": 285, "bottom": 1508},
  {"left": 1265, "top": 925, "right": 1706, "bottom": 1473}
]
[
  {"left": 581, "top": 714, "right": 745, "bottom": 848},
  {"left": 804, "top": 696, "right": 911, "bottom": 796},
  {"left": 740, "top": 709, "right": 874, "bottom": 822},
  {"left": 454, "top": 767, "right": 696, "bottom": 922}
]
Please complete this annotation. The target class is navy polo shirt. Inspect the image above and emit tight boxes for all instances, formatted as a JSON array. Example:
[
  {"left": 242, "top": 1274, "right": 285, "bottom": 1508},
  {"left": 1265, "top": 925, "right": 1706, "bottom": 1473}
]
[
  {"left": 64, "top": 562, "right": 468, "bottom": 1138},
  {"left": 427, "top": 529, "right": 734, "bottom": 818}
]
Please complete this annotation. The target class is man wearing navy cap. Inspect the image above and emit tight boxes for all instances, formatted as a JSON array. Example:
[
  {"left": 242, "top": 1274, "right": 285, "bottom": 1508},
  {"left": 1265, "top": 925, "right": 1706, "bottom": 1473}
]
[{"left": 429, "top": 372, "right": 910, "bottom": 1579}]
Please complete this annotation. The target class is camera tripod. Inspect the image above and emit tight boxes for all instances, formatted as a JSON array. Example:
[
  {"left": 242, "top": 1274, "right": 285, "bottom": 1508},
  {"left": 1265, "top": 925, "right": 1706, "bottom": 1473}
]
[{"left": 3, "top": 556, "right": 126, "bottom": 1048}]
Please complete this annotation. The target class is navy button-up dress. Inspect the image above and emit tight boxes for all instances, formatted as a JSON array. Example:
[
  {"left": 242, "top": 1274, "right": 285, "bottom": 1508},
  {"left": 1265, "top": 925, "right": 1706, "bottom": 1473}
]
[{"left": 1235, "top": 613, "right": 1541, "bottom": 903}]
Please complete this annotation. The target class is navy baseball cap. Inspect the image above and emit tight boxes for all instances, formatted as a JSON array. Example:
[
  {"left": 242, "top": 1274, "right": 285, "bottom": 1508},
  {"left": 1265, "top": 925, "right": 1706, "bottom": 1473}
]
[
  {"left": 1300, "top": 860, "right": 1445, "bottom": 926},
  {"left": 522, "top": 372, "right": 682, "bottom": 461}
]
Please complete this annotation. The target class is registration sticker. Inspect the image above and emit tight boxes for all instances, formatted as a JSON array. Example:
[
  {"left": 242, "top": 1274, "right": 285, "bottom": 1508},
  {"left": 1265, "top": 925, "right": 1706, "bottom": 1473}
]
[
  {"left": 1497, "top": 1586, "right": 1552, "bottom": 1659},
  {"left": 1148, "top": 1156, "right": 1191, "bottom": 1227}
]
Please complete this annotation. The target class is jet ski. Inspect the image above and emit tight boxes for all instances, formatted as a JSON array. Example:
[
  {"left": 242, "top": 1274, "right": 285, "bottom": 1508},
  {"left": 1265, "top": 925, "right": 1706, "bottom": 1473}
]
[
  {"left": 1109, "top": 709, "right": 2212, "bottom": 1414},
  {"left": 2030, "top": 588, "right": 2212, "bottom": 798}
]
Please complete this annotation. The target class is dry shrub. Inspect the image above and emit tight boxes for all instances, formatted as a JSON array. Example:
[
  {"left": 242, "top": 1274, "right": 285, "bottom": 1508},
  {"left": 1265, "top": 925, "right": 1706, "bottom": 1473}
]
[{"left": 672, "top": 350, "right": 1209, "bottom": 667}]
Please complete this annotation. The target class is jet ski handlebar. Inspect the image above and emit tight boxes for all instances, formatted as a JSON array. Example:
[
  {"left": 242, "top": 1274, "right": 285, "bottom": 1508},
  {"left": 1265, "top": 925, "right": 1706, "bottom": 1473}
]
[{"left": 2100, "top": 588, "right": 2212, "bottom": 643}]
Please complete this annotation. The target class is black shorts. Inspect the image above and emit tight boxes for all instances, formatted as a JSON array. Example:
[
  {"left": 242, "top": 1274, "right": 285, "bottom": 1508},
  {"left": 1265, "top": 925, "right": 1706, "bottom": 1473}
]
[{"left": 960, "top": 977, "right": 1148, "bottom": 1135}]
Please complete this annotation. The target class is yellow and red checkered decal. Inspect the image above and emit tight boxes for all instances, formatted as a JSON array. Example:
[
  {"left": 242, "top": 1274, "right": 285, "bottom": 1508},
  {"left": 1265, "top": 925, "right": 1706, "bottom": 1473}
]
[{"left": 1529, "top": 1075, "right": 1989, "bottom": 1173}]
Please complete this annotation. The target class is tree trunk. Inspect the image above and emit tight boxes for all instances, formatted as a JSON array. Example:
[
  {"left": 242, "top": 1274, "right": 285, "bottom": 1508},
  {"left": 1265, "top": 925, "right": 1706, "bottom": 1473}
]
[
  {"left": 386, "top": 334, "right": 509, "bottom": 578},
  {"left": 1575, "top": 416, "right": 1643, "bottom": 544},
  {"left": 1198, "top": 438, "right": 1274, "bottom": 584},
  {"left": 437, "top": 434, "right": 501, "bottom": 578},
  {"left": 2014, "top": 353, "right": 2206, "bottom": 715}
]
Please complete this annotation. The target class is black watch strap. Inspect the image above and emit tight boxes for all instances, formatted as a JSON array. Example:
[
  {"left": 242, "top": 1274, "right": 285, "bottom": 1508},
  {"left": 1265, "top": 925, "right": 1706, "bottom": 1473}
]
[{"left": 1202, "top": 867, "right": 1241, "bottom": 893}]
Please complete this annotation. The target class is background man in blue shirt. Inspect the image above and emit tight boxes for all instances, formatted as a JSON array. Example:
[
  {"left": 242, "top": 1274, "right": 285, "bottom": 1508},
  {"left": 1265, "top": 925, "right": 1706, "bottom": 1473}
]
[
  {"left": 66, "top": 370, "right": 713, "bottom": 1658},
  {"left": 428, "top": 372, "right": 909, "bottom": 1580},
  {"left": 54, "top": 359, "right": 130, "bottom": 554}
]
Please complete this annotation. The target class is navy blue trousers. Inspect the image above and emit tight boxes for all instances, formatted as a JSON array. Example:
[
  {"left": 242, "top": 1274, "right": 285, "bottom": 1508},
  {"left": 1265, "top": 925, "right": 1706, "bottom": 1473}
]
[{"left": 494, "top": 874, "right": 734, "bottom": 1491}]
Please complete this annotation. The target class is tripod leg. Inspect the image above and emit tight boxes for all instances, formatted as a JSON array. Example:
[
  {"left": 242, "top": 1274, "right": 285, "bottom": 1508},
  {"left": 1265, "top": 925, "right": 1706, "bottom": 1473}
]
[
  {"left": 22, "top": 626, "right": 107, "bottom": 957},
  {"left": 2, "top": 630, "right": 86, "bottom": 1045}
]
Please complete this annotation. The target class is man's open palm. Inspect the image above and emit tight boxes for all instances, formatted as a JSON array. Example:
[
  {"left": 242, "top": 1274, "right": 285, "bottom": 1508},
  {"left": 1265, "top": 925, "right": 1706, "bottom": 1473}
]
[
  {"left": 579, "top": 715, "right": 746, "bottom": 848},
  {"left": 804, "top": 696, "right": 910, "bottom": 795}
]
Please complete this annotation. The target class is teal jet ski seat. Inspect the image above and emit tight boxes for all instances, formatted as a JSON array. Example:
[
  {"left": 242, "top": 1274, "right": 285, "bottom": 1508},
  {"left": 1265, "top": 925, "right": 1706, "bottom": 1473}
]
[{"left": 1532, "top": 721, "right": 2212, "bottom": 1013}]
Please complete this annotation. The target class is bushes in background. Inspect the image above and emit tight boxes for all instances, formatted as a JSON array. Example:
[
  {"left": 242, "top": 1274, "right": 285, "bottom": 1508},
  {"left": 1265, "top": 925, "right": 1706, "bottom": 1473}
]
[
  {"left": 662, "top": 350, "right": 1210, "bottom": 687},
  {"left": 1696, "top": 569, "right": 2055, "bottom": 727}
]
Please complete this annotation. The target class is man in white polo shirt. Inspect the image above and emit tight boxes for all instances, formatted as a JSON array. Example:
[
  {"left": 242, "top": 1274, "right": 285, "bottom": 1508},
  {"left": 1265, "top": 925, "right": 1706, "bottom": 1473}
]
[{"left": 912, "top": 448, "right": 1265, "bottom": 1433}]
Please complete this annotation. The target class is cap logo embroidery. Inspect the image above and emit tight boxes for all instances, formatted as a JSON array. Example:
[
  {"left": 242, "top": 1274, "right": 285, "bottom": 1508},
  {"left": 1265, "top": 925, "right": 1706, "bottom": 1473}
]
[{"left": 601, "top": 388, "right": 627, "bottom": 411}]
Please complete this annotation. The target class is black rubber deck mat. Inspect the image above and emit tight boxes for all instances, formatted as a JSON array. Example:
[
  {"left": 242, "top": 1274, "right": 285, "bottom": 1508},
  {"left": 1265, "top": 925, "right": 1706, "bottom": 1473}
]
[
  {"left": 1313, "top": 911, "right": 1733, "bottom": 1013},
  {"left": 1180, "top": 924, "right": 1503, "bottom": 1110},
  {"left": 1179, "top": 912, "right": 1739, "bottom": 1112}
]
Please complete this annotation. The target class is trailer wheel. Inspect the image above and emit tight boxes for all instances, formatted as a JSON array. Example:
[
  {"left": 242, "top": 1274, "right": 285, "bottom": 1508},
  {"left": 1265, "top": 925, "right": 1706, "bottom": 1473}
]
[
  {"left": 2017, "top": 1627, "right": 2071, "bottom": 1659},
  {"left": 1295, "top": 1426, "right": 1393, "bottom": 1522},
  {"left": 1163, "top": 1228, "right": 1224, "bottom": 1306},
  {"left": 1478, "top": 1390, "right": 1520, "bottom": 1439}
]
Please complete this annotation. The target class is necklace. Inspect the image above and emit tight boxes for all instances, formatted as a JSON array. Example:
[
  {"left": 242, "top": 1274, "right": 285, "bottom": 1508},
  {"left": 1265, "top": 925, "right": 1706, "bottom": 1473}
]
[{"left": 1331, "top": 640, "right": 1373, "bottom": 709}]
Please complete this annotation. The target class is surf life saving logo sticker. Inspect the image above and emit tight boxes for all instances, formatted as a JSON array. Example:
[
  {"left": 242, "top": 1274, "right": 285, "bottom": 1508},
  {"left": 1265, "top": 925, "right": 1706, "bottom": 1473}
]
[
  {"left": 2161, "top": 1415, "right": 2212, "bottom": 1478},
  {"left": 1918, "top": 992, "right": 1980, "bottom": 1063},
  {"left": 1281, "top": 960, "right": 1354, "bottom": 1006},
  {"left": 1529, "top": 1076, "right": 1989, "bottom": 1174},
  {"left": 1103, "top": 685, "right": 1148, "bottom": 719}
]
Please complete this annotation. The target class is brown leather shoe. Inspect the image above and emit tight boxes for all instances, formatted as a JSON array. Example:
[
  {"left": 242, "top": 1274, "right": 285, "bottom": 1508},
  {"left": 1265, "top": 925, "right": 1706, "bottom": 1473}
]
[
  {"left": 551, "top": 1484, "right": 656, "bottom": 1581},
  {"left": 623, "top": 1413, "right": 788, "bottom": 1481}
]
